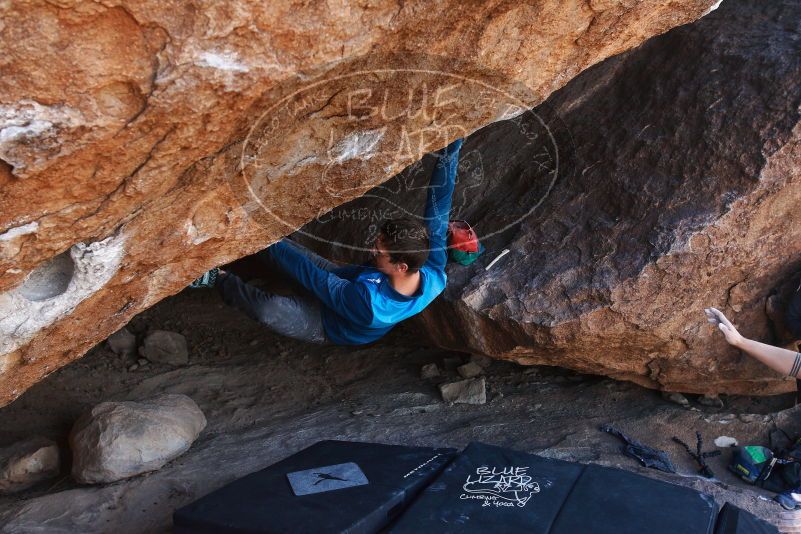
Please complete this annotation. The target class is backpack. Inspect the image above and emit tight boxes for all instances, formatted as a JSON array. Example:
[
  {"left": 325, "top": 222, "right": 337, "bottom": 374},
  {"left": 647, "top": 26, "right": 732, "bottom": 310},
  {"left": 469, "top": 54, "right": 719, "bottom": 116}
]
[
  {"left": 447, "top": 220, "right": 484, "bottom": 266},
  {"left": 729, "top": 439, "right": 801, "bottom": 493}
]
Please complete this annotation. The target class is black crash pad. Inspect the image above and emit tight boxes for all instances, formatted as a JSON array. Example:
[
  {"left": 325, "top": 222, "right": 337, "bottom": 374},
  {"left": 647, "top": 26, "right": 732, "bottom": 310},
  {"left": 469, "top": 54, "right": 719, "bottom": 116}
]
[
  {"left": 173, "top": 440, "right": 456, "bottom": 534},
  {"left": 390, "top": 442, "right": 718, "bottom": 534},
  {"left": 550, "top": 463, "right": 717, "bottom": 533},
  {"left": 715, "top": 502, "right": 779, "bottom": 534}
]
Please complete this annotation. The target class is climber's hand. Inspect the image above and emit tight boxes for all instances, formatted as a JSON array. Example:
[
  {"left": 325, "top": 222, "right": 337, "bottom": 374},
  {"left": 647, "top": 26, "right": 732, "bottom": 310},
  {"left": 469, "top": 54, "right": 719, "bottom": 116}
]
[{"left": 704, "top": 307, "right": 744, "bottom": 347}]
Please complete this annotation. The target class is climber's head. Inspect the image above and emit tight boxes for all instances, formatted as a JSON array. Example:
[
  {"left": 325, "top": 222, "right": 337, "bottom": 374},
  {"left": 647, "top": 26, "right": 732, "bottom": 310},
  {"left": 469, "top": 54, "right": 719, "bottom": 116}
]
[{"left": 370, "top": 218, "right": 429, "bottom": 276}]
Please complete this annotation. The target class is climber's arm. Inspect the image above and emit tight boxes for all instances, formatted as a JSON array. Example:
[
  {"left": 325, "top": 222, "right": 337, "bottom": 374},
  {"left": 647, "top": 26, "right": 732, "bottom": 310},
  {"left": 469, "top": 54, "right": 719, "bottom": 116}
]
[
  {"left": 705, "top": 307, "right": 801, "bottom": 377},
  {"left": 265, "top": 241, "right": 373, "bottom": 323},
  {"left": 330, "top": 264, "right": 368, "bottom": 281},
  {"left": 423, "top": 138, "right": 464, "bottom": 272}
]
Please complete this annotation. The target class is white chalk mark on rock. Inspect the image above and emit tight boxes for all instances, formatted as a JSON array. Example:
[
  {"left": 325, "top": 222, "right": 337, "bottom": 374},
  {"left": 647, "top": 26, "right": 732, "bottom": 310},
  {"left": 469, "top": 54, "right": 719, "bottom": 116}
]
[
  {"left": 184, "top": 220, "right": 211, "bottom": 246},
  {"left": 0, "top": 233, "right": 126, "bottom": 359},
  {"left": 196, "top": 51, "right": 249, "bottom": 72},
  {"left": 0, "top": 121, "right": 53, "bottom": 145},
  {"left": 703, "top": 0, "right": 724, "bottom": 16},
  {"left": 329, "top": 129, "right": 385, "bottom": 164},
  {"left": 0, "top": 100, "right": 86, "bottom": 176},
  {"left": 0, "top": 222, "right": 39, "bottom": 242}
]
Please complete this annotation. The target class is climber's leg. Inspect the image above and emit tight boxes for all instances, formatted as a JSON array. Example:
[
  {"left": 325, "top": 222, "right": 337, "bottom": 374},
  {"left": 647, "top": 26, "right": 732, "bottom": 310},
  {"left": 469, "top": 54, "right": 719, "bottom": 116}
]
[{"left": 215, "top": 272, "right": 328, "bottom": 344}]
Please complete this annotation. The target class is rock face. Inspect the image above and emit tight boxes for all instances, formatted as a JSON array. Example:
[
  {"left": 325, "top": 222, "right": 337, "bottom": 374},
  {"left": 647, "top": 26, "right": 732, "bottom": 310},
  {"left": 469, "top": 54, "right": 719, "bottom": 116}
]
[
  {"left": 0, "top": 437, "right": 60, "bottom": 494},
  {"left": 296, "top": 0, "right": 801, "bottom": 395},
  {"left": 0, "top": 1, "right": 716, "bottom": 407},
  {"left": 69, "top": 394, "right": 206, "bottom": 484}
]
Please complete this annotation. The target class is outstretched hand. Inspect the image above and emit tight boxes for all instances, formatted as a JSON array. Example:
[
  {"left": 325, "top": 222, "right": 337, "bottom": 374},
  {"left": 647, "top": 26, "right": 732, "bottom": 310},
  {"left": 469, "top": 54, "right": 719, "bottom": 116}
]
[{"left": 704, "top": 307, "right": 744, "bottom": 347}]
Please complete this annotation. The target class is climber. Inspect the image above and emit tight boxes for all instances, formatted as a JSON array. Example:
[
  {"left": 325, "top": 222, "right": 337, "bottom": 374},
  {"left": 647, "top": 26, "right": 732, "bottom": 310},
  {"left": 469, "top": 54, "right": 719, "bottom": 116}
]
[
  {"left": 190, "top": 137, "right": 465, "bottom": 345},
  {"left": 704, "top": 307, "right": 801, "bottom": 378}
]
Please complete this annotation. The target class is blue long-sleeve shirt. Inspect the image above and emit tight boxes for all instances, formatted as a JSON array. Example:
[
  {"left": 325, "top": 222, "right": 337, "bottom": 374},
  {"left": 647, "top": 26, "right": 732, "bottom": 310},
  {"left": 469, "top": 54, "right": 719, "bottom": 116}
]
[{"left": 266, "top": 138, "right": 464, "bottom": 345}]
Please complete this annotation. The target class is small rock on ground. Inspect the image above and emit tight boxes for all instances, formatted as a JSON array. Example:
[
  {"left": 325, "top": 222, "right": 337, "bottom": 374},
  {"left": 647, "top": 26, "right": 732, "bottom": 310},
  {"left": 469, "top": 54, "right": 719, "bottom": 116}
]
[
  {"left": 106, "top": 328, "right": 136, "bottom": 357},
  {"left": 663, "top": 392, "right": 690, "bottom": 407},
  {"left": 139, "top": 330, "right": 188, "bottom": 366},
  {"left": 439, "top": 377, "right": 486, "bottom": 405},
  {"left": 699, "top": 394, "right": 725, "bottom": 409},
  {"left": 714, "top": 436, "right": 739, "bottom": 447},
  {"left": 0, "top": 437, "right": 60, "bottom": 494},
  {"left": 420, "top": 363, "right": 440, "bottom": 379},
  {"left": 457, "top": 362, "right": 484, "bottom": 379},
  {"left": 70, "top": 393, "right": 206, "bottom": 484}
]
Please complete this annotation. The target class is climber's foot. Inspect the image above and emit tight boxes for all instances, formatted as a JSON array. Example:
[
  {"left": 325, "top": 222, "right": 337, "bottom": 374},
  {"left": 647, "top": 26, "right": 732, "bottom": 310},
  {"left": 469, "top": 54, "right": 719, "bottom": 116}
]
[{"left": 189, "top": 267, "right": 220, "bottom": 288}]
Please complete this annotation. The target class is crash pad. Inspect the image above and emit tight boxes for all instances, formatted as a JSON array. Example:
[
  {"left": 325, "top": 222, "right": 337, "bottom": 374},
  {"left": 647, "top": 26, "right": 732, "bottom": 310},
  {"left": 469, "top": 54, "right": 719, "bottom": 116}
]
[
  {"left": 173, "top": 440, "right": 456, "bottom": 533},
  {"left": 389, "top": 442, "right": 718, "bottom": 533},
  {"left": 714, "top": 502, "right": 779, "bottom": 534}
]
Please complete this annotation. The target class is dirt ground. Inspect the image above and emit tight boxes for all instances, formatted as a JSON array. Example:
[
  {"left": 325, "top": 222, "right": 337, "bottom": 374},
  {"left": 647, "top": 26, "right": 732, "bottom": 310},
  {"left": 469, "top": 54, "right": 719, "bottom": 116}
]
[{"left": 1, "top": 285, "right": 801, "bottom": 533}]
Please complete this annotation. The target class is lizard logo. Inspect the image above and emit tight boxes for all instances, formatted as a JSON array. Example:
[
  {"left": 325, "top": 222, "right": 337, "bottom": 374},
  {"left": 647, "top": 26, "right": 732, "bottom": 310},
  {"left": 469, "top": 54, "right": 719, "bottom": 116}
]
[{"left": 461, "top": 466, "right": 540, "bottom": 508}]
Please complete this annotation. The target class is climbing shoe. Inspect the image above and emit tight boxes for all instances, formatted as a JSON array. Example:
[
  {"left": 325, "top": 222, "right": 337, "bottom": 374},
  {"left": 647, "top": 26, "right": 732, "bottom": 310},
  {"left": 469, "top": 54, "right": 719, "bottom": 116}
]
[
  {"left": 189, "top": 267, "right": 220, "bottom": 288},
  {"left": 775, "top": 488, "right": 801, "bottom": 510}
]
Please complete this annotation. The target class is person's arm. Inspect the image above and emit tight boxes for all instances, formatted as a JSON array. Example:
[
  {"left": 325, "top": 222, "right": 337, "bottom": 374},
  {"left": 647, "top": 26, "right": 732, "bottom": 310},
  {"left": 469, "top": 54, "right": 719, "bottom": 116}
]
[
  {"left": 330, "top": 264, "right": 367, "bottom": 281},
  {"left": 705, "top": 307, "right": 801, "bottom": 377},
  {"left": 423, "top": 137, "right": 464, "bottom": 272},
  {"left": 265, "top": 241, "right": 373, "bottom": 323}
]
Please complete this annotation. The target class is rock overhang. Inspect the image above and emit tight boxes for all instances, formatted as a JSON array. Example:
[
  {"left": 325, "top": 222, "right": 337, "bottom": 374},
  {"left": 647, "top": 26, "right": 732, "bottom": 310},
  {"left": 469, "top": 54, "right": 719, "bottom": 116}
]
[{"left": 0, "top": 0, "right": 721, "bottom": 406}]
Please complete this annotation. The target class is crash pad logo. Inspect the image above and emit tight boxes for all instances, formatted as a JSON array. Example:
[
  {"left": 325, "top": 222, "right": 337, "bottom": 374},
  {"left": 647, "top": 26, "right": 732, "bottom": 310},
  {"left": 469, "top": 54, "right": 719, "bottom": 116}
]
[
  {"left": 460, "top": 466, "right": 539, "bottom": 508},
  {"left": 286, "top": 462, "right": 369, "bottom": 496}
]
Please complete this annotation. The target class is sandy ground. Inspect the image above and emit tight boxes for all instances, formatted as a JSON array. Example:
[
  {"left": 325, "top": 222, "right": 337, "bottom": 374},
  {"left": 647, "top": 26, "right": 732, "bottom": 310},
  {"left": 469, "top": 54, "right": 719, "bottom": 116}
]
[{"left": 1, "top": 285, "right": 801, "bottom": 532}]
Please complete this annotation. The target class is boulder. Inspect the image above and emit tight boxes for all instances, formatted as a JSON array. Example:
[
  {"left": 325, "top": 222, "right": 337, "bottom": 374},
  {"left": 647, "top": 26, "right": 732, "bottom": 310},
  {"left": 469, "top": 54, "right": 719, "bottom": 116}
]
[
  {"left": 423, "top": 0, "right": 801, "bottom": 396},
  {"left": 297, "top": 0, "right": 801, "bottom": 395},
  {"left": 69, "top": 394, "right": 206, "bottom": 484},
  {"left": 0, "top": 437, "right": 60, "bottom": 494},
  {"left": 440, "top": 377, "right": 487, "bottom": 405},
  {"left": 0, "top": 0, "right": 717, "bottom": 407},
  {"left": 138, "top": 330, "right": 189, "bottom": 366}
]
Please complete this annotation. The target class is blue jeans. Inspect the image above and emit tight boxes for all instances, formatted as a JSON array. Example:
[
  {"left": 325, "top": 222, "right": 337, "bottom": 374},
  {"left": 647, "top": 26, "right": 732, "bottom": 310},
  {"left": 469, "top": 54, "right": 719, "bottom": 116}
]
[{"left": 216, "top": 239, "right": 333, "bottom": 344}]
